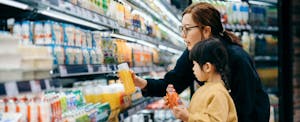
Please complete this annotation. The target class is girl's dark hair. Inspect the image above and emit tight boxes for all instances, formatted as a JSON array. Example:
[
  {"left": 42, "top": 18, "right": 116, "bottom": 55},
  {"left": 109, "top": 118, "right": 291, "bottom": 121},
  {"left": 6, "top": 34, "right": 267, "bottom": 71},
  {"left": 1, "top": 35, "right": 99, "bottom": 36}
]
[
  {"left": 189, "top": 38, "right": 231, "bottom": 91},
  {"left": 183, "top": 2, "right": 242, "bottom": 47}
]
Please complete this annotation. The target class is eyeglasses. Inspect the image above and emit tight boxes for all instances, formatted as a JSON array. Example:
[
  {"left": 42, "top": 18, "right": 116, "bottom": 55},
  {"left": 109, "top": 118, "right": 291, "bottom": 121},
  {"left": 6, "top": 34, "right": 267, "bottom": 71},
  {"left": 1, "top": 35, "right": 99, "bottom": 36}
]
[{"left": 179, "top": 25, "right": 200, "bottom": 36}]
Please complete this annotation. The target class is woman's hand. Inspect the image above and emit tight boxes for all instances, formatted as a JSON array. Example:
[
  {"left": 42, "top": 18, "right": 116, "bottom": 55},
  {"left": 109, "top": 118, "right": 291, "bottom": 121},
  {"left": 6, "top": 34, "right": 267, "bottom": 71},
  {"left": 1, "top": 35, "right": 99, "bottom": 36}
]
[
  {"left": 130, "top": 70, "right": 147, "bottom": 89},
  {"left": 172, "top": 106, "right": 189, "bottom": 122}
]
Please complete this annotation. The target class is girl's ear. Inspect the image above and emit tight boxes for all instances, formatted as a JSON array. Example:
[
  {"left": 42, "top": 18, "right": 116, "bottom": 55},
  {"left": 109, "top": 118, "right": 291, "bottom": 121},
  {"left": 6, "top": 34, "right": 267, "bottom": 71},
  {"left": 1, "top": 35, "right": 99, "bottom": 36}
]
[{"left": 203, "top": 62, "right": 212, "bottom": 73}]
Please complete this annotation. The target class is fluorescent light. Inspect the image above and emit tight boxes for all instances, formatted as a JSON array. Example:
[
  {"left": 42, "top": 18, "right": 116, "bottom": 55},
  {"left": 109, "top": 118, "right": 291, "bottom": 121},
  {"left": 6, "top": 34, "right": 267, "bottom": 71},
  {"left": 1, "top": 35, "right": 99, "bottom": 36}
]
[
  {"left": 38, "top": 9, "right": 107, "bottom": 30},
  {"left": 248, "top": 0, "right": 274, "bottom": 6},
  {"left": 111, "top": 33, "right": 156, "bottom": 48},
  {"left": 227, "top": 0, "right": 242, "bottom": 2},
  {"left": 136, "top": 39, "right": 156, "bottom": 48},
  {"left": 158, "top": 45, "right": 181, "bottom": 54},
  {"left": 158, "top": 23, "right": 184, "bottom": 44},
  {"left": 111, "top": 33, "right": 136, "bottom": 42},
  {"left": 136, "top": 0, "right": 162, "bottom": 20},
  {"left": 0, "top": 0, "right": 30, "bottom": 10},
  {"left": 153, "top": 0, "right": 181, "bottom": 26}
]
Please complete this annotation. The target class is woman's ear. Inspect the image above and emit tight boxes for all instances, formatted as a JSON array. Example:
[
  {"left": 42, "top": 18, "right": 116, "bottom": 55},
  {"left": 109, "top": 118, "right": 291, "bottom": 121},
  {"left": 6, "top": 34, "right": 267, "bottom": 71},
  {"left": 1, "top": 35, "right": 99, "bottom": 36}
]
[{"left": 203, "top": 26, "right": 212, "bottom": 39}]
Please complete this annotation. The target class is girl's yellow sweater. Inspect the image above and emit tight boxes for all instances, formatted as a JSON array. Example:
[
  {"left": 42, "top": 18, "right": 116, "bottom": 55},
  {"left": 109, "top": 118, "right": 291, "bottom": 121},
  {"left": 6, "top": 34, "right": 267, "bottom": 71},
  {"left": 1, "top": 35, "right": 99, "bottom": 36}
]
[{"left": 188, "top": 81, "right": 238, "bottom": 122}]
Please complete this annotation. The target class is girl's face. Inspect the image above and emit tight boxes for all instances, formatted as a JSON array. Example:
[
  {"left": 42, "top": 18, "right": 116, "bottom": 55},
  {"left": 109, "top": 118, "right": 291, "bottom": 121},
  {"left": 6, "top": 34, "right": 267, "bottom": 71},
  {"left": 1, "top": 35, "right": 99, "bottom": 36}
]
[
  {"left": 181, "top": 14, "right": 211, "bottom": 50},
  {"left": 192, "top": 61, "right": 208, "bottom": 82}
]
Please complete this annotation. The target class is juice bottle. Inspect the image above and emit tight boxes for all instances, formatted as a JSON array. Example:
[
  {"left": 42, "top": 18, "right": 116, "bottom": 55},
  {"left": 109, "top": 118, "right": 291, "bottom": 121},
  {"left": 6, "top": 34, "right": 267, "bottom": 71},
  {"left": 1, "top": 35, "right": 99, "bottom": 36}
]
[
  {"left": 118, "top": 63, "right": 136, "bottom": 95},
  {"left": 0, "top": 99, "right": 5, "bottom": 112},
  {"left": 6, "top": 99, "right": 16, "bottom": 113},
  {"left": 166, "top": 84, "right": 181, "bottom": 109},
  {"left": 17, "top": 99, "right": 28, "bottom": 122},
  {"left": 100, "top": 85, "right": 118, "bottom": 110}
]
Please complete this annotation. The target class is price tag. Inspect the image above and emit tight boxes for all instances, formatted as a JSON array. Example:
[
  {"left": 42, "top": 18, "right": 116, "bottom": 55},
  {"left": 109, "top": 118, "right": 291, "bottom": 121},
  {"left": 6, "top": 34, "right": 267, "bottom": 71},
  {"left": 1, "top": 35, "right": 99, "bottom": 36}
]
[
  {"left": 59, "top": 65, "right": 68, "bottom": 77},
  {"left": 98, "top": 15, "right": 104, "bottom": 23},
  {"left": 99, "top": 65, "right": 107, "bottom": 72},
  {"left": 5, "top": 81, "right": 19, "bottom": 97},
  {"left": 114, "top": 21, "right": 119, "bottom": 28},
  {"left": 7, "top": 18, "right": 15, "bottom": 27},
  {"left": 102, "top": 17, "right": 108, "bottom": 26},
  {"left": 44, "top": 80, "right": 51, "bottom": 90},
  {"left": 87, "top": 65, "right": 94, "bottom": 73},
  {"left": 246, "top": 25, "right": 251, "bottom": 30},
  {"left": 93, "top": 13, "right": 99, "bottom": 22},
  {"left": 30, "top": 80, "right": 42, "bottom": 93},
  {"left": 119, "top": 28, "right": 126, "bottom": 35},
  {"left": 127, "top": 108, "right": 136, "bottom": 116},
  {"left": 109, "top": 20, "right": 115, "bottom": 27}
]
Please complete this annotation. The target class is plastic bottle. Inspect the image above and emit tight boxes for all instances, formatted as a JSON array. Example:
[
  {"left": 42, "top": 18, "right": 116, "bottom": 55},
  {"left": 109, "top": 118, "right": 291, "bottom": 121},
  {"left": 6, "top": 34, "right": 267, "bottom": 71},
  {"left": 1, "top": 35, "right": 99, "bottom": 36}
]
[
  {"left": 118, "top": 63, "right": 136, "bottom": 95},
  {"left": 27, "top": 99, "right": 38, "bottom": 122},
  {"left": 242, "top": 32, "right": 250, "bottom": 53},
  {"left": 0, "top": 99, "right": 5, "bottom": 113},
  {"left": 38, "top": 100, "right": 51, "bottom": 122},
  {"left": 100, "top": 85, "right": 117, "bottom": 110},
  {"left": 243, "top": 2, "right": 249, "bottom": 24},
  {"left": 6, "top": 99, "right": 16, "bottom": 113},
  {"left": 166, "top": 84, "right": 181, "bottom": 109},
  {"left": 16, "top": 99, "right": 28, "bottom": 122}
]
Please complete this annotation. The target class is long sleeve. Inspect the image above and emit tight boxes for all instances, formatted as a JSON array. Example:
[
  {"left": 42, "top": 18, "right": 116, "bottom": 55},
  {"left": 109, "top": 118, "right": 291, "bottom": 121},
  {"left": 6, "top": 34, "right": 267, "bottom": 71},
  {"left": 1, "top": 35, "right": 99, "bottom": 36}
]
[
  {"left": 142, "top": 49, "right": 196, "bottom": 97},
  {"left": 188, "top": 90, "right": 237, "bottom": 122},
  {"left": 228, "top": 45, "right": 270, "bottom": 122}
]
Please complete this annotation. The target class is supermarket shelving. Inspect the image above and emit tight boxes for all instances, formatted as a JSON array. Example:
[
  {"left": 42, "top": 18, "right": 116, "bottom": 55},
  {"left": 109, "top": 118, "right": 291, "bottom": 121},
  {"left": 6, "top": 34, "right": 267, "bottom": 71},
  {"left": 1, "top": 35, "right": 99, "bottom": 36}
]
[
  {"left": 52, "top": 64, "right": 118, "bottom": 78},
  {"left": 254, "top": 56, "right": 278, "bottom": 62},
  {"left": 118, "top": 97, "right": 161, "bottom": 122},
  {"left": 0, "top": 1, "right": 174, "bottom": 120},
  {"left": 224, "top": 24, "right": 252, "bottom": 32},
  {"left": 52, "top": 64, "right": 166, "bottom": 78},
  {"left": 0, "top": 79, "right": 52, "bottom": 96},
  {"left": 0, "top": 0, "right": 184, "bottom": 54}
]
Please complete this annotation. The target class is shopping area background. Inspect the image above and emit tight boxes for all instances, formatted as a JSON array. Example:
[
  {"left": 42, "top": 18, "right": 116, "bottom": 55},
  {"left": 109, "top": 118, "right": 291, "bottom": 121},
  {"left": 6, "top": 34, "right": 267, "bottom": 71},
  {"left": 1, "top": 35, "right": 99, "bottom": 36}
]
[{"left": 0, "top": 0, "right": 280, "bottom": 122}]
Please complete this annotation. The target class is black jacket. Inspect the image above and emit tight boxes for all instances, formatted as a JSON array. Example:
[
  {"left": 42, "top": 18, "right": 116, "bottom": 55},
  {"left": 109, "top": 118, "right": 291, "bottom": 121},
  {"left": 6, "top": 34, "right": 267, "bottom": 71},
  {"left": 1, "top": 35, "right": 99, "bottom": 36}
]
[{"left": 143, "top": 42, "right": 270, "bottom": 122}]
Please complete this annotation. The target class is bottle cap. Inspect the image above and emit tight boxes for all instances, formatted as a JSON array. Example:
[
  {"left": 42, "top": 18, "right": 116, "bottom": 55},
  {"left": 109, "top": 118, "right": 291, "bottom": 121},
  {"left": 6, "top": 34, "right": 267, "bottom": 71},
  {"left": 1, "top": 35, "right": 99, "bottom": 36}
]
[{"left": 118, "top": 63, "right": 129, "bottom": 70}]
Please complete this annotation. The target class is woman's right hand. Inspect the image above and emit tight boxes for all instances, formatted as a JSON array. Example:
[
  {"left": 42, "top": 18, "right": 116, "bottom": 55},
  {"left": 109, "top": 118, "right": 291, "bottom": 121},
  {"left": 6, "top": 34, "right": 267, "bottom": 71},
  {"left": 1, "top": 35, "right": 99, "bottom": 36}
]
[{"left": 130, "top": 70, "right": 148, "bottom": 89}]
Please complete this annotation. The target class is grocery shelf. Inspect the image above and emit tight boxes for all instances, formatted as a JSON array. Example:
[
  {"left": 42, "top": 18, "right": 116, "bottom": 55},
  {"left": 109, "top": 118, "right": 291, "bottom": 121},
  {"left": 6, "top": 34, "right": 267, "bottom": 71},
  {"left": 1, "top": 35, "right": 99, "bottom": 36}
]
[
  {"left": 254, "top": 56, "right": 278, "bottom": 68},
  {"left": 118, "top": 97, "right": 161, "bottom": 121},
  {"left": 126, "top": 0, "right": 183, "bottom": 44},
  {"left": 52, "top": 64, "right": 117, "bottom": 78},
  {"left": 0, "top": 79, "right": 52, "bottom": 96},
  {"left": 126, "top": 0, "right": 175, "bottom": 31},
  {"left": 253, "top": 26, "right": 279, "bottom": 34},
  {"left": 254, "top": 56, "right": 278, "bottom": 62},
  {"left": 113, "top": 27, "right": 159, "bottom": 46},
  {"left": 52, "top": 64, "right": 166, "bottom": 78},
  {"left": 224, "top": 24, "right": 252, "bottom": 31},
  {"left": 0, "top": 0, "right": 184, "bottom": 54},
  {"left": 133, "top": 66, "right": 165, "bottom": 74}
]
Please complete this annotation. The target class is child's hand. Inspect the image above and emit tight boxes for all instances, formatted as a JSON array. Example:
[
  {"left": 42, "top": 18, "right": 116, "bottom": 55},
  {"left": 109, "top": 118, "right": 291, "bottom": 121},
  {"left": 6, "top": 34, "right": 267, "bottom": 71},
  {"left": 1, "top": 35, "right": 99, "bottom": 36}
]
[{"left": 172, "top": 106, "right": 189, "bottom": 121}]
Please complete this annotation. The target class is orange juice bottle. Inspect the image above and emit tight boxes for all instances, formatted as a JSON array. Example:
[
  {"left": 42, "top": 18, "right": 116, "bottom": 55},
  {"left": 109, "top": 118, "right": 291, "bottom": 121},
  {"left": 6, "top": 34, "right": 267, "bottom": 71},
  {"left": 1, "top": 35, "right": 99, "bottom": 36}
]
[
  {"left": 118, "top": 63, "right": 136, "bottom": 95},
  {"left": 166, "top": 84, "right": 181, "bottom": 109}
]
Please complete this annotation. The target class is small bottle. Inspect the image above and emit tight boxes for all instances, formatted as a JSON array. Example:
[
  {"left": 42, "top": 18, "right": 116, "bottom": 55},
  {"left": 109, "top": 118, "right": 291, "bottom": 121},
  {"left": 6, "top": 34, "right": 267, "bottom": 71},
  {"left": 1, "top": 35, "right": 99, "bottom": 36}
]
[
  {"left": 118, "top": 63, "right": 136, "bottom": 95},
  {"left": 17, "top": 99, "right": 28, "bottom": 122},
  {"left": 166, "top": 84, "right": 181, "bottom": 109},
  {"left": 7, "top": 99, "right": 16, "bottom": 113},
  {"left": 0, "top": 99, "right": 5, "bottom": 113}
]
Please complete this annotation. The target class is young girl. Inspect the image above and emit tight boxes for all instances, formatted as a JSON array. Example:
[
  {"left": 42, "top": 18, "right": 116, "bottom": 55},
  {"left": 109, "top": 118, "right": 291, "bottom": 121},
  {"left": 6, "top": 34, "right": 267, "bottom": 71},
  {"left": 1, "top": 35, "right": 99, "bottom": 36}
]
[{"left": 171, "top": 38, "right": 238, "bottom": 122}]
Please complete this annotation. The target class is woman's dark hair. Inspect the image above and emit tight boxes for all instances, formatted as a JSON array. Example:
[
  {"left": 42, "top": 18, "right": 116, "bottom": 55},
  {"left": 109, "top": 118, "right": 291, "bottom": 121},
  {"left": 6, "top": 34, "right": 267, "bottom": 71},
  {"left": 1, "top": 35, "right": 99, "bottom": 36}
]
[
  {"left": 183, "top": 2, "right": 242, "bottom": 47},
  {"left": 189, "top": 38, "right": 231, "bottom": 91}
]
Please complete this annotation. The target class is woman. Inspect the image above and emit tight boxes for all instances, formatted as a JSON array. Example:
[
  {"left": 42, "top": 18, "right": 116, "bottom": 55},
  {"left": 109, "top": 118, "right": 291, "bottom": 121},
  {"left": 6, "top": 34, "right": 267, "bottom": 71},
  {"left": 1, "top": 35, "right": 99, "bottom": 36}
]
[{"left": 132, "top": 2, "right": 270, "bottom": 122}]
